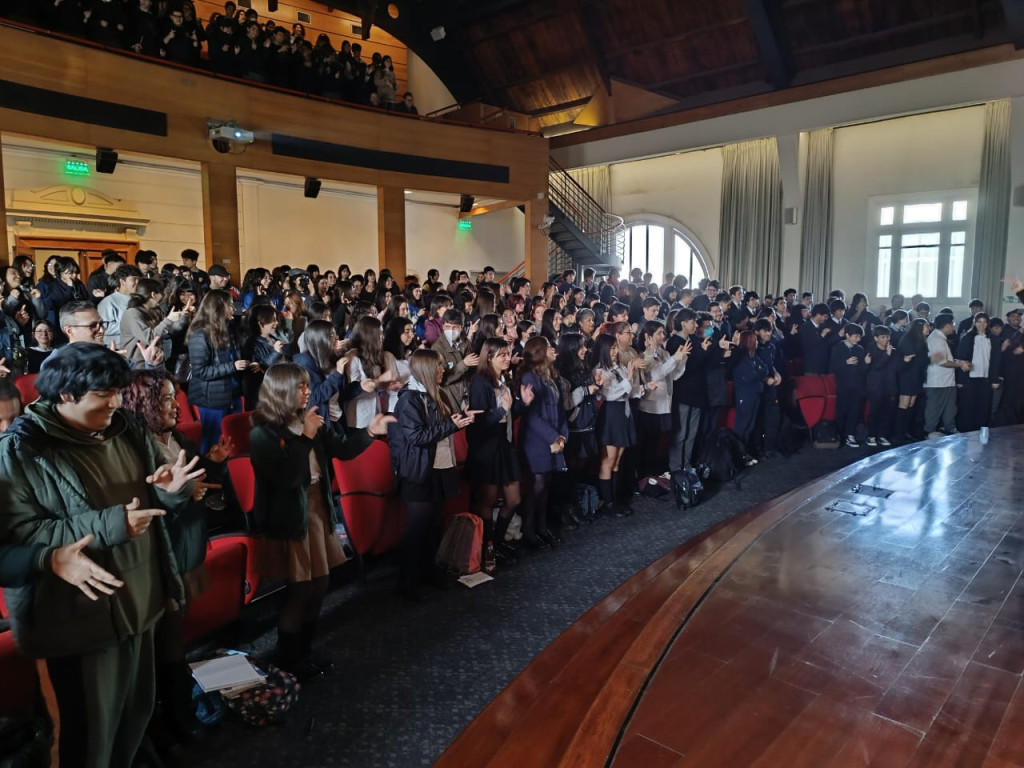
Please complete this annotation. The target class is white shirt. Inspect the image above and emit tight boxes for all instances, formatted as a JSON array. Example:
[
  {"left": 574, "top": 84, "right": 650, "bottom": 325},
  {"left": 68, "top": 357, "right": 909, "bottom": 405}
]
[
  {"left": 925, "top": 329, "right": 955, "bottom": 388},
  {"left": 970, "top": 335, "right": 991, "bottom": 378}
]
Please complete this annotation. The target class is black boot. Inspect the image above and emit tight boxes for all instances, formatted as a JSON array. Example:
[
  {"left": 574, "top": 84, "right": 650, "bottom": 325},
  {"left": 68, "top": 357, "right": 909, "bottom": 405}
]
[
  {"left": 276, "top": 630, "right": 307, "bottom": 677},
  {"left": 893, "top": 408, "right": 910, "bottom": 444},
  {"left": 613, "top": 472, "right": 633, "bottom": 517},
  {"left": 598, "top": 477, "right": 615, "bottom": 515},
  {"left": 301, "top": 621, "right": 334, "bottom": 677}
]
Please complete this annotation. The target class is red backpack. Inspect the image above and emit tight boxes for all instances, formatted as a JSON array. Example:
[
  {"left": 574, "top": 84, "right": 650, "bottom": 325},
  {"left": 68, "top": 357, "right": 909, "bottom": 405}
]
[{"left": 435, "top": 513, "right": 483, "bottom": 576}]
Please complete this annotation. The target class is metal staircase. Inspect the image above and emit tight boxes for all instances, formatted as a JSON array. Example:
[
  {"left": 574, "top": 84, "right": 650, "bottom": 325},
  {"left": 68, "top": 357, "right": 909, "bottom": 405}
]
[{"left": 546, "top": 157, "right": 625, "bottom": 268}]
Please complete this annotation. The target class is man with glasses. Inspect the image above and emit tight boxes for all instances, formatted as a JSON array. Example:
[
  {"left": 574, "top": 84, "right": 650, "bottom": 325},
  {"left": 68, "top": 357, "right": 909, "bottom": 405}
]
[{"left": 57, "top": 302, "right": 164, "bottom": 367}]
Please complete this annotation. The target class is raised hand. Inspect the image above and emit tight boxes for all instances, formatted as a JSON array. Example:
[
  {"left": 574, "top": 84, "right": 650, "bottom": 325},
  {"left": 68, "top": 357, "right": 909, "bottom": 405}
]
[
  {"left": 360, "top": 377, "right": 378, "bottom": 393},
  {"left": 0, "top": 358, "right": 9, "bottom": 378},
  {"left": 865, "top": 353, "right": 872, "bottom": 364},
  {"left": 233, "top": 359, "right": 250, "bottom": 371},
  {"left": 125, "top": 497, "right": 167, "bottom": 538},
  {"left": 675, "top": 340, "right": 693, "bottom": 360},
  {"left": 50, "top": 534, "right": 124, "bottom": 600},
  {"left": 207, "top": 435, "right": 234, "bottom": 463},
  {"left": 463, "top": 353, "right": 480, "bottom": 368},
  {"left": 451, "top": 411, "right": 475, "bottom": 429},
  {"left": 846, "top": 356, "right": 858, "bottom": 365},
  {"left": 303, "top": 406, "right": 325, "bottom": 438},
  {"left": 904, "top": 354, "right": 915, "bottom": 363},
  {"left": 367, "top": 412, "right": 396, "bottom": 436},
  {"left": 138, "top": 335, "right": 164, "bottom": 367},
  {"left": 273, "top": 339, "right": 286, "bottom": 354},
  {"left": 147, "top": 450, "right": 205, "bottom": 495},
  {"left": 821, "top": 327, "right": 832, "bottom": 337}
]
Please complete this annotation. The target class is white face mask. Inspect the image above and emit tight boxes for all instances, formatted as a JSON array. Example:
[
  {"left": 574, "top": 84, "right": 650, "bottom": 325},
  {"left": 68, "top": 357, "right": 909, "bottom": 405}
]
[{"left": 444, "top": 329, "right": 460, "bottom": 345}]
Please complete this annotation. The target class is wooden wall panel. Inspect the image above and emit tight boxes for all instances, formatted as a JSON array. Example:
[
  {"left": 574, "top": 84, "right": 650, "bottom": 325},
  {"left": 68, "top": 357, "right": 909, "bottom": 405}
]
[{"left": 0, "top": 25, "right": 548, "bottom": 203}]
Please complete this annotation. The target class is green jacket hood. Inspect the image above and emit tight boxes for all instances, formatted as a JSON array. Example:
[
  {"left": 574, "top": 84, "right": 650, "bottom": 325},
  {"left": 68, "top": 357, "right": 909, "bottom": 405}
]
[{"left": 25, "top": 401, "right": 129, "bottom": 446}]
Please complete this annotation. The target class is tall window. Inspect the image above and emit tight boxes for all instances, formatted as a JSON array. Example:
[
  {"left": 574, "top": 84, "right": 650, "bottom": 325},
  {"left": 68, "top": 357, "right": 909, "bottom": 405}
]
[
  {"left": 623, "top": 221, "right": 708, "bottom": 287},
  {"left": 871, "top": 191, "right": 975, "bottom": 302}
]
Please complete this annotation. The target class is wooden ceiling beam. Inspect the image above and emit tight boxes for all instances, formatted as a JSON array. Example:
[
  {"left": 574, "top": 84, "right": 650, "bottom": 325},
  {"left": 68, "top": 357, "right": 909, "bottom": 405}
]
[
  {"left": 603, "top": 17, "right": 749, "bottom": 61},
  {"left": 578, "top": 0, "right": 612, "bottom": 94},
  {"left": 997, "top": 0, "right": 1024, "bottom": 48},
  {"left": 466, "top": 3, "right": 572, "bottom": 47},
  {"left": 527, "top": 96, "right": 592, "bottom": 116},
  {"left": 743, "top": 0, "right": 793, "bottom": 89}
]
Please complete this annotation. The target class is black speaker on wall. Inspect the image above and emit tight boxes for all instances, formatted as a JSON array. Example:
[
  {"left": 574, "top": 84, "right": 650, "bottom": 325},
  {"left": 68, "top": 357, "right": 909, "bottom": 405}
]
[
  {"left": 459, "top": 194, "right": 475, "bottom": 213},
  {"left": 96, "top": 147, "right": 118, "bottom": 174},
  {"left": 267, "top": 0, "right": 278, "bottom": 11},
  {"left": 304, "top": 178, "right": 322, "bottom": 198}
]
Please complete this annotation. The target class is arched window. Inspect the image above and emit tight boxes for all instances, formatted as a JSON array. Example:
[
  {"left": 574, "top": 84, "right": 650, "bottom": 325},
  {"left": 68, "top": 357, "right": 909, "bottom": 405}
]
[{"left": 622, "top": 219, "right": 710, "bottom": 288}]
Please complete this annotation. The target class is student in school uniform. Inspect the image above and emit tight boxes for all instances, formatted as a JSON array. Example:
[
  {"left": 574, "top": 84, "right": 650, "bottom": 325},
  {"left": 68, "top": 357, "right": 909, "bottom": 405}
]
[
  {"left": 829, "top": 323, "right": 868, "bottom": 447},
  {"left": 864, "top": 326, "right": 897, "bottom": 446}
]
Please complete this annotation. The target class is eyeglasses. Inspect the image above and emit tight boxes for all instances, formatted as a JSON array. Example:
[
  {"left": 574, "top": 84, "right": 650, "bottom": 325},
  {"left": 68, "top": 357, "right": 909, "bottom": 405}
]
[{"left": 67, "top": 321, "right": 109, "bottom": 331}]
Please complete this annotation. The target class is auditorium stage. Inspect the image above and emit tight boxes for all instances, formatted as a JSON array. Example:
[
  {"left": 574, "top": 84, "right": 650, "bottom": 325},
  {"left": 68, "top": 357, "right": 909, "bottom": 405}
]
[{"left": 436, "top": 427, "right": 1024, "bottom": 768}]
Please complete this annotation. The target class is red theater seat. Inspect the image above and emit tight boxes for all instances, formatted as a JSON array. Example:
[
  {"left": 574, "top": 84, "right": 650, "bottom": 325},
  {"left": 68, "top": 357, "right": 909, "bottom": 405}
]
[
  {"left": 14, "top": 374, "right": 38, "bottom": 405},
  {"left": 227, "top": 457, "right": 256, "bottom": 531},
  {"left": 177, "top": 420, "right": 202, "bottom": 447},
  {"left": 220, "top": 412, "right": 253, "bottom": 456},
  {"left": 183, "top": 539, "right": 247, "bottom": 643},
  {"left": 333, "top": 440, "right": 402, "bottom": 555},
  {"left": 176, "top": 389, "right": 198, "bottom": 423},
  {"left": 0, "top": 631, "right": 36, "bottom": 718}
]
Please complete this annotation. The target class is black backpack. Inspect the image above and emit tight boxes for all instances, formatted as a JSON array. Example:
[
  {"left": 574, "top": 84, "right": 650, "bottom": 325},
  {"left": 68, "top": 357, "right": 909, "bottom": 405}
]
[
  {"left": 812, "top": 420, "right": 840, "bottom": 449},
  {"left": 699, "top": 427, "right": 747, "bottom": 489},
  {"left": 671, "top": 469, "right": 702, "bottom": 509}
]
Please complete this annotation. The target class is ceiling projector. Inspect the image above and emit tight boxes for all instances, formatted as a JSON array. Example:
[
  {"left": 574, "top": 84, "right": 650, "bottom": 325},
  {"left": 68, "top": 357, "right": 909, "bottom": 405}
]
[{"left": 208, "top": 125, "right": 255, "bottom": 143}]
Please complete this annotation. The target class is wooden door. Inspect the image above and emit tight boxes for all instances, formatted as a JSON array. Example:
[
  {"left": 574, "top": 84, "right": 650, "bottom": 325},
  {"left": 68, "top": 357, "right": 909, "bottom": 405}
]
[{"left": 14, "top": 237, "right": 138, "bottom": 275}]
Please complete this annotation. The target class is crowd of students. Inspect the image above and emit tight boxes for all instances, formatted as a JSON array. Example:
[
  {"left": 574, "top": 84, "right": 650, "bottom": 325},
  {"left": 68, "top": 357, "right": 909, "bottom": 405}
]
[
  {"left": 1, "top": 245, "right": 1023, "bottom": 766},
  {"left": 2, "top": 0, "right": 420, "bottom": 112}
]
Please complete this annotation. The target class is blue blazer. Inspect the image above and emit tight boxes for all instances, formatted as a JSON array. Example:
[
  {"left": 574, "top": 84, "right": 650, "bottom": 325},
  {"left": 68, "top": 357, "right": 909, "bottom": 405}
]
[{"left": 518, "top": 373, "right": 568, "bottom": 474}]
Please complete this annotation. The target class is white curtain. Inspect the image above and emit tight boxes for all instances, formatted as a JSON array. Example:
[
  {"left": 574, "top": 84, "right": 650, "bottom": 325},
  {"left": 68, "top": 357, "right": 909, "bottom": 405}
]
[
  {"left": 719, "top": 138, "right": 783, "bottom": 294},
  {"left": 799, "top": 128, "right": 834, "bottom": 300},
  {"left": 972, "top": 100, "right": 1011, "bottom": 314},
  {"left": 567, "top": 165, "right": 612, "bottom": 211}
]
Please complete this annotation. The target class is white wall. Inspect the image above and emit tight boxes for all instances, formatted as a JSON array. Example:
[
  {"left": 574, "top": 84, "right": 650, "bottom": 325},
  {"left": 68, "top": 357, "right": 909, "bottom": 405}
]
[
  {"left": 405, "top": 204, "right": 524, "bottom": 279},
  {"left": 406, "top": 51, "right": 456, "bottom": 117},
  {"left": 609, "top": 147, "right": 723, "bottom": 272},
  {"left": 237, "top": 175, "right": 379, "bottom": 274},
  {"left": 3, "top": 138, "right": 205, "bottom": 265},
  {"left": 831, "top": 107, "right": 984, "bottom": 304},
  {"left": 236, "top": 173, "right": 524, "bottom": 278}
]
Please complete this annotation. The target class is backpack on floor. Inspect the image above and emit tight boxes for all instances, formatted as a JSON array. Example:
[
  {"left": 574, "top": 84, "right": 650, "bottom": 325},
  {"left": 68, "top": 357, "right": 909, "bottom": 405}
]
[
  {"left": 574, "top": 484, "right": 599, "bottom": 519},
  {"left": 435, "top": 513, "right": 483, "bottom": 576},
  {"left": 777, "top": 415, "right": 808, "bottom": 456},
  {"left": 221, "top": 664, "right": 300, "bottom": 727},
  {"left": 699, "top": 427, "right": 746, "bottom": 489},
  {"left": 670, "top": 469, "right": 702, "bottom": 510},
  {"left": 637, "top": 475, "right": 671, "bottom": 498}
]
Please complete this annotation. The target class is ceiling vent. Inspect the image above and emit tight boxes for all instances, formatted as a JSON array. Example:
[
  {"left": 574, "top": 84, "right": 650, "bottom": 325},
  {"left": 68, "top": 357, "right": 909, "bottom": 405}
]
[
  {"left": 297, "top": 11, "right": 311, "bottom": 23},
  {"left": 351, "top": 24, "right": 363, "bottom": 35}
]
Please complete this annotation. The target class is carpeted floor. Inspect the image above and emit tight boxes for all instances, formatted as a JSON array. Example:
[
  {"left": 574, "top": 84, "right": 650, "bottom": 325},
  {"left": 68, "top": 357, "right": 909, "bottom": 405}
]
[{"left": 173, "top": 445, "right": 869, "bottom": 768}]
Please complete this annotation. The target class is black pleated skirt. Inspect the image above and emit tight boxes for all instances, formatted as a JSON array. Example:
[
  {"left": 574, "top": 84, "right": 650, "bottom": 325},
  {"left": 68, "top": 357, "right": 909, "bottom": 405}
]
[{"left": 598, "top": 400, "right": 636, "bottom": 448}]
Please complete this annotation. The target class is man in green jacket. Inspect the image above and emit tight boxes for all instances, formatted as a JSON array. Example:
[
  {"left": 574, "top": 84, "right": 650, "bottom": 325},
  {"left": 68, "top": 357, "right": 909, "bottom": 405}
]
[{"left": 0, "top": 344, "right": 203, "bottom": 767}]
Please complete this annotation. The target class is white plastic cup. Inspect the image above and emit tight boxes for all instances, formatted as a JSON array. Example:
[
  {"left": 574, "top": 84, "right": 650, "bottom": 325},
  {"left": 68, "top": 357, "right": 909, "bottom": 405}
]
[{"left": 980, "top": 426, "right": 990, "bottom": 445}]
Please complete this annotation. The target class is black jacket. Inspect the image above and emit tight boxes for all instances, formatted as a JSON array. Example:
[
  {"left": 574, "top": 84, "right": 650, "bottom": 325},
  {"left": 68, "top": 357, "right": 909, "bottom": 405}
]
[
  {"left": 388, "top": 387, "right": 459, "bottom": 486},
  {"left": 800, "top": 320, "right": 831, "bottom": 375},
  {"left": 251, "top": 421, "right": 372, "bottom": 541},
  {"left": 955, "top": 333, "right": 1003, "bottom": 387},
  {"left": 865, "top": 347, "right": 897, "bottom": 394},
  {"left": 187, "top": 328, "right": 240, "bottom": 410},
  {"left": 829, "top": 342, "right": 867, "bottom": 391}
]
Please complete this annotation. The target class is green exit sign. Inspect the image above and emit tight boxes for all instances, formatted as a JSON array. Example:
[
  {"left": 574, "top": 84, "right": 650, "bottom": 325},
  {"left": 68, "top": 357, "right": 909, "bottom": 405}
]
[
  {"left": 64, "top": 159, "right": 91, "bottom": 176},
  {"left": 458, "top": 218, "right": 473, "bottom": 231}
]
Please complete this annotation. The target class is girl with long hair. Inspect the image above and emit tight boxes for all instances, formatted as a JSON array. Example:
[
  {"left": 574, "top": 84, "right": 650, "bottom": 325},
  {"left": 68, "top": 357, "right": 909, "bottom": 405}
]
[
  {"left": 186, "top": 289, "right": 249, "bottom": 452},
  {"left": 591, "top": 333, "right": 641, "bottom": 516},
  {"left": 242, "top": 304, "right": 288, "bottom": 407},
  {"left": 389, "top": 349, "right": 478, "bottom": 598},
  {"left": 282, "top": 291, "right": 308, "bottom": 354},
  {"left": 731, "top": 330, "right": 770, "bottom": 463},
  {"left": 956, "top": 312, "right": 1002, "bottom": 433},
  {"left": 121, "top": 368, "right": 229, "bottom": 741},
  {"left": 342, "top": 316, "right": 400, "bottom": 427},
  {"left": 383, "top": 316, "right": 416, "bottom": 410},
  {"left": 251, "top": 362, "right": 391, "bottom": 676},
  {"left": 120, "top": 278, "right": 188, "bottom": 369},
  {"left": 540, "top": 307, "right": 562, "bottom": 345},
  {"left": 637, "top": 320, "right": 689, "bottom": 477},
  {"left": 380, "top": 294, "right": 410, "bottom": 327},
  {"left": 894, "top": 317, "right": 932, "bottom": 442},
  {"left": 467, "top": 338, "right": 526, "bottom": 567},
  {"left": 240, "top": 267, "right": 273, "bottom": 311},
  {"left": 468, "top": 313, "right": 500, "bottom": 357},
  {"left": 516, "top": 336, "right": 567, "bottom": 548},
  {"left": 293, "top": 320, "right": 355, "bottom": 432}
]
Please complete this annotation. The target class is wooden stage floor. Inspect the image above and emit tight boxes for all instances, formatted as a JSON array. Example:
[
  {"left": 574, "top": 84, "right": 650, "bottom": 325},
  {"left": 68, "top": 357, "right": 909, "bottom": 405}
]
[{"left": 435, "top": 427, "right": 1024, "bottom": 768}]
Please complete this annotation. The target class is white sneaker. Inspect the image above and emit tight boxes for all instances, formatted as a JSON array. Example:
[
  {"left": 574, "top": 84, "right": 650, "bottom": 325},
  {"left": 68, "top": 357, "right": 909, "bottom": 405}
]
[
  {"left": 866, "top": 437, "right": 877, "bottom": 447},
  {"left": 877, "top": 437, "right": 891, "bottom": 446},
  {"left": 927, "top": 432, "right": 943, "bottom": 440},
  {"left": 845, "top": 436, "right": 860, "bottom": 447}
]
